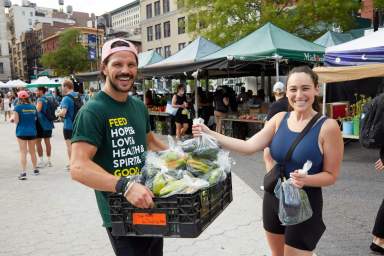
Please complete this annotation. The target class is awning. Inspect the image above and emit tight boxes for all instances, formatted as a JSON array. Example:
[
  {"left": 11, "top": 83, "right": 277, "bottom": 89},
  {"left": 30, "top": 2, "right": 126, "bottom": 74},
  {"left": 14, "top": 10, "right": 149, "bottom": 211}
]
[{"left": 313, "top": 63, "right": 384, "bottom": 83}]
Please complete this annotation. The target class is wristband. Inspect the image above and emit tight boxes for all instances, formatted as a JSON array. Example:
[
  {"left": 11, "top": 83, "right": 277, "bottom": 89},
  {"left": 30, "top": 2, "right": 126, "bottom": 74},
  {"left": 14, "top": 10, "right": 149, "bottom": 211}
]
[{"left": 115, "top": 177, "right": 130, "bottom": 194}]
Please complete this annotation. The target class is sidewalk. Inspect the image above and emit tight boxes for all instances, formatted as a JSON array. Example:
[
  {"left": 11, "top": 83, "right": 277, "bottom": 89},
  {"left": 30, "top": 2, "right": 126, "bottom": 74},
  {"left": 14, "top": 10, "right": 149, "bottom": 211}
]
[{"left": 0, "top": 122, "right": 269, "bottom": 256}]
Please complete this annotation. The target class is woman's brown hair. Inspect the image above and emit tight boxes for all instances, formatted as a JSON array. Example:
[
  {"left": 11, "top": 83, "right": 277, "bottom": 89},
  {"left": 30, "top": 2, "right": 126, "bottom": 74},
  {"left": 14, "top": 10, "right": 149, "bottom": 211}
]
[{"left": 286, "top": 66, "right": 320, "bottom": 112}]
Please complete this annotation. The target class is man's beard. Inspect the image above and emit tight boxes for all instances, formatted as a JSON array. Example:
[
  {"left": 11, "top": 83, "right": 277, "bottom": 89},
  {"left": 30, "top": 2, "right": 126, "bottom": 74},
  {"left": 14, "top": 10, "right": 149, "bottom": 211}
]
[{"left": 107, "top": 75, "right": 134, "bottom": 93}]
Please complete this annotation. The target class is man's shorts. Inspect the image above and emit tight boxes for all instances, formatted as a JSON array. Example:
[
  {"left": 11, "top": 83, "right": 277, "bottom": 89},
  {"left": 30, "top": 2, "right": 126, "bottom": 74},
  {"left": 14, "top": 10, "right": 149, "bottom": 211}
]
[
  {"left": 36, "top": 121, "right": 52, "bottom": 138},
  {"left": 63, "top": 129, "right": 73, "bottom": 140}
]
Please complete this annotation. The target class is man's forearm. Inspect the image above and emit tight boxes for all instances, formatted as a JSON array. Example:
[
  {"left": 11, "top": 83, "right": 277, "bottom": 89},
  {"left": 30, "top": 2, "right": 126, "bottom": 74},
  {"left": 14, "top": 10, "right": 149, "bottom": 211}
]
[{"left": 70, "top": 159, "right": 119, "bottom": 192}]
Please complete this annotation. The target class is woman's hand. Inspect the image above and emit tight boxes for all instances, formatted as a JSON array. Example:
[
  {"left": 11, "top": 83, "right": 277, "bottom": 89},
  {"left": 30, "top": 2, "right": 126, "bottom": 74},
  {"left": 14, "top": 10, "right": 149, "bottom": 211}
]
[
  {"left": 375, "top": 158, "right": 384, "bottom": 171},
  {"left": 290, "top": 170, "right": 307, "bottom": 188},
  {"left": 192, "top": 123, "right": 211, "bottom": 137}
]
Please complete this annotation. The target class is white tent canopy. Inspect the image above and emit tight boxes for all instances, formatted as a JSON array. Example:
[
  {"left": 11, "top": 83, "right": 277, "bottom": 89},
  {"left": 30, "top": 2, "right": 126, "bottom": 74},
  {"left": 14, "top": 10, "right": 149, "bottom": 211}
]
[
  {"left": 1, "top": 79, "right": 27, "bottom": 88},
  {"left": 324, "top": 30, "right": 384, "bottom": 66}
]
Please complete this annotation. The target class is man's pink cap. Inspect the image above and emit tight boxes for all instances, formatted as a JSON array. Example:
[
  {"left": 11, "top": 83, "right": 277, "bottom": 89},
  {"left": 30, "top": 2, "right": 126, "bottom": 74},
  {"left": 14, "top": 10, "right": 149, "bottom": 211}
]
[{"left": 101, "top": 38, "right": 138, "bottom": 64}]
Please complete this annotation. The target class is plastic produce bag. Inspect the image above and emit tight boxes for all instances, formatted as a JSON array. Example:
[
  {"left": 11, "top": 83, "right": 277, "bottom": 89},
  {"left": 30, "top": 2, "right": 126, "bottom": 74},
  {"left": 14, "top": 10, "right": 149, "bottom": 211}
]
[{"left": 274, "top": 161, "right": 313, "bottom": 226}]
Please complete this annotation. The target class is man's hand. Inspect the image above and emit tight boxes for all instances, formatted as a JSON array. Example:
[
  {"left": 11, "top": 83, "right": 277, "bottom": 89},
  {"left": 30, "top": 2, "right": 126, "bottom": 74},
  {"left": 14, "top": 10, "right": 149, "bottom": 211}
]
[
  {"left": 375, "top": 158, "right": 384, "bottom": 171},
  {"left": 125, "top": 183, "right": 155, "bottom": 208}
]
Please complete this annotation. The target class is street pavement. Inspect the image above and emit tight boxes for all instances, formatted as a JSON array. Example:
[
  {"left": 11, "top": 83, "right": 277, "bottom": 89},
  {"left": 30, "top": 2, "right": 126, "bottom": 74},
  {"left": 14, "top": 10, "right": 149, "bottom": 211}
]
[
  {"left": 0, "top": 121, "right": 269, "bottom": 256},
  {"left": 1, "top": 120, "right": 383, "bottom": 256}
]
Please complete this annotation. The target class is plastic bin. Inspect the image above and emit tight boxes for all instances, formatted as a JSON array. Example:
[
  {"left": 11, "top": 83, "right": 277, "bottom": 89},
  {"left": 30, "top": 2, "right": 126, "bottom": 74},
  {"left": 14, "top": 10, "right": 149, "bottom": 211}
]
[{"left": 109, "top": 173, "right": 233, "bottom": 238}]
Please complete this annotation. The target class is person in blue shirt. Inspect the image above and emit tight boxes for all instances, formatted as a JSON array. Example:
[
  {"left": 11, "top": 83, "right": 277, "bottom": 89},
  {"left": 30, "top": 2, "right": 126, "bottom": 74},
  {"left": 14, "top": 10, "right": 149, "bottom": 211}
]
[
  {"left": 10, "top": 90, "right": 39, "bottom": 180},
  {"left": 57, "top": 80, "right": 78, "bottom": 169},
  {"left": 35, "top": 87, "right": 55, "bottom": 168}
]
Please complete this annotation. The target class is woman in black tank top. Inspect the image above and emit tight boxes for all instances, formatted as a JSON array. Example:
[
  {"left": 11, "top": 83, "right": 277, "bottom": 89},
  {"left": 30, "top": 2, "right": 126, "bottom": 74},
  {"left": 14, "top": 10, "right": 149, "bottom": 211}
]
[{"left": 172, "top": 85, "right": 189, "bottom": 139}]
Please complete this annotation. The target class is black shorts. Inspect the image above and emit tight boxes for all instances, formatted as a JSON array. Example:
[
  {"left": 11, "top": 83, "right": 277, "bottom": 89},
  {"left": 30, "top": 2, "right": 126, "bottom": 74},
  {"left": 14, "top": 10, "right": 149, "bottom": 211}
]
[
  {"left": 263, "top": 187, "right": 326, "bottom": 251},
  {"left": 63, "top": 129, "right": 73, "bottom": 140},
  {"left": 17, "top": 136, "right": 36, "bottom": 140},
  {"left": 106, "top": 228, "right": 163, "bottom": 256},
  {"left": 174, "top": 109, "right": 189, "bottom": 124},
  {"left": 36, "top": 121, "right": 52, "bottom": 138}
]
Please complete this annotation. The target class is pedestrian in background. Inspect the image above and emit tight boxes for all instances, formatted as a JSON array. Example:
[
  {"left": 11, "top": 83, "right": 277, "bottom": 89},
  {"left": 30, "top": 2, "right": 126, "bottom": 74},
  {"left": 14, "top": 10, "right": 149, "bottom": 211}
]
[
  {"left": 172, "top": 84, "right": 189, "bottom": 140},
  {"left": 264, "top": 81, "right": 289, "bottom": 171},
  {"left": 70, "top": 38, "right": 168, "bottom": 256},
  {"left": 213, "top": 86, "right": 229, "bottom": 133},
  {"left": 35, "top": 87, "right": 54, "bottom": 168},
  {"left": 56, "top": 80, "right": 79, "bottom": 170},
  {"left": 370, "top": 152, "right": 384, "bottom": 254},
  {"left": 10, "top": 90, "right": 39, "bottom": 180},
  {"left": 3, "top": 92, "right": 12, "bottom": 122},
  {"left": 193, "top": 66, "right": 343, "bottom": 256}
]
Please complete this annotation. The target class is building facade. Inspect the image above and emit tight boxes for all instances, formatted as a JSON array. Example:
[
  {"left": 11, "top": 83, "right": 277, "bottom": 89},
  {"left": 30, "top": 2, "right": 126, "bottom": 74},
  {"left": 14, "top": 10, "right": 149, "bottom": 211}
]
[
  {"left": 0, "top": 0, "right": 11, "bottom": 81},
  {"left": 140, "top": 0, "right": 192, "bottom": 57},
  {"left": 8, "top": 5, "right": 77, "bottom": 39},
  {"left": 110, "top": 0, "right": 141, "bottom": 41},
  {"left": 42, "top": 27, "right": 104, "bottom": 64}
]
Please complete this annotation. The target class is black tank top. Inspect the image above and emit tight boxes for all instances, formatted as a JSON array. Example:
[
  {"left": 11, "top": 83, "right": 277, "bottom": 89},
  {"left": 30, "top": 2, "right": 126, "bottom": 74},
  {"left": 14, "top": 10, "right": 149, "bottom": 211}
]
[{"left": 176, "top": 94, "right": 186, "bottom": 105}]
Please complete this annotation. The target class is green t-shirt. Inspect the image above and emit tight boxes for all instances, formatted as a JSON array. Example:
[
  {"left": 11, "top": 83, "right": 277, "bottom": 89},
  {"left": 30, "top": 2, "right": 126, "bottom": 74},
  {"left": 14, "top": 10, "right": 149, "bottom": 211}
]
[{"left": 71, "top": 91, "right": 150, "bottom": 227}]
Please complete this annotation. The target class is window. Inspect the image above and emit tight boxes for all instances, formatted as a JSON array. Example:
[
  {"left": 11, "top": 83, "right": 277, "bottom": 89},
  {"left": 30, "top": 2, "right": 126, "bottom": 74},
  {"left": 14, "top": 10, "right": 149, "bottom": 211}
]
[
  {"left": 155, "top": 47, "right": 162, "bottom": 56},
  {"left": 0, "top": 63, "right": 3, "bottom": 74},
  {"left": 28, "top": 19, "right": 32, "bottom": 25},
  {"left": 178, "top": 17, "right": 185, "bottom": 34},
  {"left": 163, "top": 21, "right": 170, "bottom": 38},
  {"left": 155, "top": 24, "right": 161, "bottom": 40},
  {"left": 30, "top": 12, "right": 33, "bottom": 16},
  {"left": 154, "top": 1, "right": 161, "bottom": 16},
  {"left": 178, "top": 42, "right": 186, "bottom": 50},
  {"left": 147, "top": 26, "right": 153, "bottom": 41},
  {"left": 164, "top": 45, "right": 171, "bottom": 57},
  {"left": 146, "top": 4, "right": 152, "bottom": 19},
  {"left": 163, "top": 0, "right": 170, "bottom": 13}
]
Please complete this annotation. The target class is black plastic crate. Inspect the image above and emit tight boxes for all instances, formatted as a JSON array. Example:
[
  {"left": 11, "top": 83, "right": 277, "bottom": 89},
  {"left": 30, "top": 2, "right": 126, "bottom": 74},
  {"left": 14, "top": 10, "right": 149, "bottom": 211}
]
[{"left": 109, "top": 173, "right": 233, "bottom": 238}]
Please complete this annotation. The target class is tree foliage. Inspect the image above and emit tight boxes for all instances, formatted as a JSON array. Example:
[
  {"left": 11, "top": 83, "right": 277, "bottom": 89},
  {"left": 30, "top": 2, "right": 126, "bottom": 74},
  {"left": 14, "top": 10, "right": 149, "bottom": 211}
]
[
  {"left": 40, "top": 28, "right": 89, "bottom": 76},
  {"left": 183, "top": 0, "right": 361, "bottom": 46},
  {"left": 374, "top": 0, "right": 384, "bottom": 9}
]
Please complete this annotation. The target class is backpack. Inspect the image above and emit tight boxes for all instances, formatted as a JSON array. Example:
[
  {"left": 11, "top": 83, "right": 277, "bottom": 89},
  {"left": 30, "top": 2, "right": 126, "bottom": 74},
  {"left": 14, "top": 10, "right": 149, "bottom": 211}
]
[
  {"left": 43, "top": 95, "right": 59, "bottom": 121},
  {"left": 360, "top": 93, "right": 384, "bottom": 148},
  {"left": 67, "top": 93, "right": 83, "bottom": 121}
]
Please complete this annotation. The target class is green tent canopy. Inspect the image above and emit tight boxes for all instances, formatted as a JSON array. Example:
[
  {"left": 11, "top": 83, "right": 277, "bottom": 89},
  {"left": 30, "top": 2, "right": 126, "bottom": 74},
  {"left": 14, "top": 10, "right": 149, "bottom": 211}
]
[
  {"left": 314, "top": 31, "right": 355, "bottom": 47},
  {"left": 202, "top": 22, "right": 325, "bottom": 63},
  {"left": 27, "top": 76, "right": 61, "bottom": 88}
]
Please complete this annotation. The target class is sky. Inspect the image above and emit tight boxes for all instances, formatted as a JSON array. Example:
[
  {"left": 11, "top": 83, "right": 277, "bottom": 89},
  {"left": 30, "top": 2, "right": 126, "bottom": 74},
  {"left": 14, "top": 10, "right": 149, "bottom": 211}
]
[{"left": 15, "top": 0, "right": 135, "bottom": 15}]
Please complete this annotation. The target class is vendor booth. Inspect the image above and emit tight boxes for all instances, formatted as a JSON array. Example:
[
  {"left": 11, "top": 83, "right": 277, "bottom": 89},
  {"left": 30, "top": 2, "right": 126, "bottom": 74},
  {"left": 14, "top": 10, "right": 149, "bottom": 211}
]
[{"left": 314, "top": 30, "right": 384, "bottom": 139}]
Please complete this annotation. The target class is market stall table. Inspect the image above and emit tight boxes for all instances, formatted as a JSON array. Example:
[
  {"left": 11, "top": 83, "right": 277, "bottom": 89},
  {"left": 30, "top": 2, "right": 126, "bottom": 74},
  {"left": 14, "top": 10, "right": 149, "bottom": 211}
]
[
  {"left": 219, "top": 117, "right": 266, "bottom": 138},
  {"left": 149, "top": 111, "right": 174, "bottom": 135}
]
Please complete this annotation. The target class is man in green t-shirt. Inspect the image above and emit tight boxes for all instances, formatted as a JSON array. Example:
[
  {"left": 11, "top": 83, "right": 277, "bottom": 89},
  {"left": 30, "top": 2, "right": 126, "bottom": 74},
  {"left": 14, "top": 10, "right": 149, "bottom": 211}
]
[{"left": 70, "top": 38, "right": 168, "bottom": 256}]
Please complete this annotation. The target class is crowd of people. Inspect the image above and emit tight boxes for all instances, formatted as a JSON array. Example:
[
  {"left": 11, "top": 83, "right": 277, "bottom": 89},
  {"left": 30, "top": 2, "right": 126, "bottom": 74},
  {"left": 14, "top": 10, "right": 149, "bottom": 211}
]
[
  {"left": 0, "top": 81, "right": 96, "bottom": 179},
  {"left": 1, "top": 37, "right": 383, "bottom": 256}
]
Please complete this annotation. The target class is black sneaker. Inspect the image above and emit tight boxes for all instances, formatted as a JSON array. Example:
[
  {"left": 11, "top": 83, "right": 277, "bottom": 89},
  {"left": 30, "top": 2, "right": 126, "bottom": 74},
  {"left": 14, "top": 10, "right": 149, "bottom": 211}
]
[
  {"left": 18, "top": 172, "right": 27, "bottom": 180},
  {"left": 371, "top": 243, "right": 384, "bottom": 254},
  {"left": 33, "top": 169, "right": 40, "bottom": 175}
]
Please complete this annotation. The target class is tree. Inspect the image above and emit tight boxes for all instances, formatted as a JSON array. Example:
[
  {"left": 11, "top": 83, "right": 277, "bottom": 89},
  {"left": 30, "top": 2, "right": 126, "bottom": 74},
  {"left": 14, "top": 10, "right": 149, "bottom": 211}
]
[
  {"left": 40, "top": 28, "right": 89, "bottom": 76},
  {"left": 183, "top": 0, "right": 361, "bottom": 46},
  {"left": 374, "top": 0, "right": 384, "bottom": 9}
]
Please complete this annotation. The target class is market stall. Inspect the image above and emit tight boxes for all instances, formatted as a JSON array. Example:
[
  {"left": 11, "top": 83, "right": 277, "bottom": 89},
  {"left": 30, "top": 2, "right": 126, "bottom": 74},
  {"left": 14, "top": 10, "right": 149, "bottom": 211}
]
[{"left": 314, "top": 30, "right": 384, "bottom": 139}]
